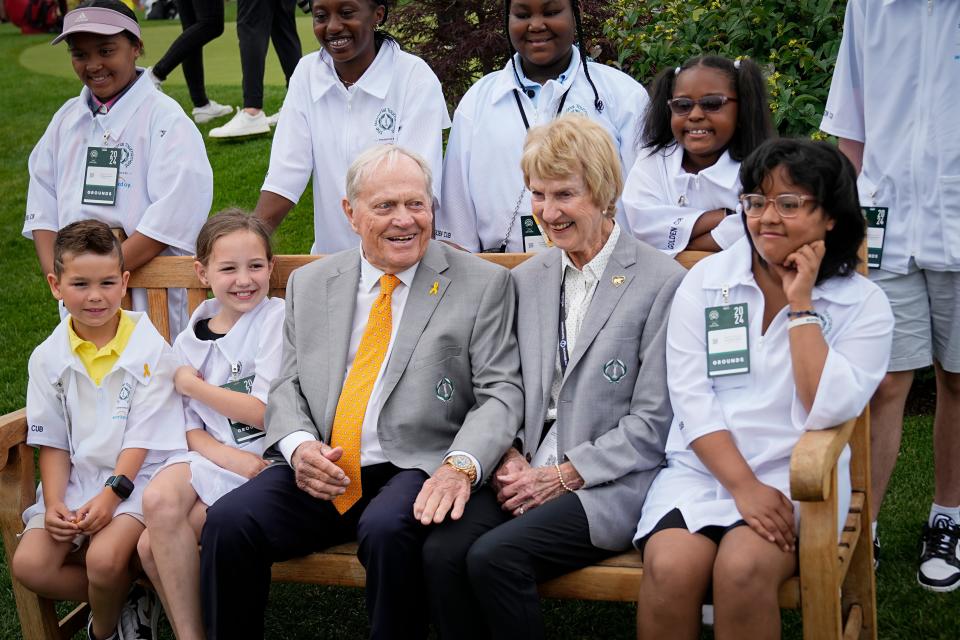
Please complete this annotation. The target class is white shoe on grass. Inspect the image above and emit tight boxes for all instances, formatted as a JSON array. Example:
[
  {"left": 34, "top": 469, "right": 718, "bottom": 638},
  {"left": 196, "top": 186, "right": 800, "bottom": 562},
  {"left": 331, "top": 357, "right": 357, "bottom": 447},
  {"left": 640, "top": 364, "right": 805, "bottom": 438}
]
[
  {"left": 918, "top": 514, "right": 960, "bottom": 592},
  {"left": 209, "top": 109, "right": 271, "bottom": 138},
  {"left": 266, "top": 111, "right": 281, "bottom": 126},
  {"left": 192, "top": 100, "right": 234, "bottom": 124},
  {"left": 119, "top": 584, "right": 160, "bottom": 640}
]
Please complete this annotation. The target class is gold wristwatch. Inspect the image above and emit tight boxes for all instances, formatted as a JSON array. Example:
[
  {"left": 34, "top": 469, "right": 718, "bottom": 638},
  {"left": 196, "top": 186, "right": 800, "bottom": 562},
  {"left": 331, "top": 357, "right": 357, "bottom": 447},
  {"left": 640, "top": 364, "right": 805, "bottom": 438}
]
[{"left": 444, "top": 454, "right": 478, "bottom": 484}]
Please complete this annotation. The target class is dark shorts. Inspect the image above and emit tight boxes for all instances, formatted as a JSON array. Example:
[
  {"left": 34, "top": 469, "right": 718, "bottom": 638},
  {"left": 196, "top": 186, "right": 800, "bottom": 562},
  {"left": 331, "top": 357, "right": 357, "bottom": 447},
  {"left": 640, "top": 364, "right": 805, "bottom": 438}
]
[{"left": 636, "top": 508, "right": 747, "bottom": 559}]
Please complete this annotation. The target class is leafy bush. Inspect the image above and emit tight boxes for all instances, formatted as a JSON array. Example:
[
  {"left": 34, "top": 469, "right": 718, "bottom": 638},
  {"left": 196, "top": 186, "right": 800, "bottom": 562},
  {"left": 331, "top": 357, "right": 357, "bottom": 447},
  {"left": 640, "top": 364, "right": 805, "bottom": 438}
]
[
  {"left": 603, "top": 0, "right": 846, "bottom": 137},
  {"left": 391, "top": 0, "right": 617, "bottom": 110}
]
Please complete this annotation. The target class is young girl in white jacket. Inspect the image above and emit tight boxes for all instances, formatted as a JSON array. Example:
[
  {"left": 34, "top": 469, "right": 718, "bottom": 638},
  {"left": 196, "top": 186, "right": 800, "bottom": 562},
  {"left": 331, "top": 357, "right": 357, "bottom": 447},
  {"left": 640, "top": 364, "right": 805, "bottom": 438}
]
[
  {"left": 623, "top": 55, "right": 772, "bottom": 256},
  {"left": 137, "top": 211, "right": 285, "bottom": 640}
]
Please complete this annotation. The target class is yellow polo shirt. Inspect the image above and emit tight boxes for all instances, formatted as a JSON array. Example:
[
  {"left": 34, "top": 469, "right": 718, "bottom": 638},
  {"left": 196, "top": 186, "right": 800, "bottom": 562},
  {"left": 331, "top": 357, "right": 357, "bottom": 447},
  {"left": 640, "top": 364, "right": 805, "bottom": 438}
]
[{"left": 68, "top": 311, "right": 136, "bottom": 386}]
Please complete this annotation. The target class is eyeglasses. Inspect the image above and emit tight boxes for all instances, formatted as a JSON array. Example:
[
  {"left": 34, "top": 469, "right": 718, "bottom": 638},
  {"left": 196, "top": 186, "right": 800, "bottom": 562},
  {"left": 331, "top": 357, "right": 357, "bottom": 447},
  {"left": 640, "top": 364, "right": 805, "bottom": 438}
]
[
  {"left": 739, "top": 193, "right": 819, "bottom": 218},
  {"left": 666, "top": 95, "right": 737, "bottom": 116}
]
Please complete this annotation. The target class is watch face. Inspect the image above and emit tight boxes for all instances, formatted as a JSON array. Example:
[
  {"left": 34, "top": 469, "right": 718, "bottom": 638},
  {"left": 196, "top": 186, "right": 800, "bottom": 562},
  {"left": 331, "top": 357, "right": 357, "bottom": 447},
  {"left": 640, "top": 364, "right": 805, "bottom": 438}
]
[{"left": 452, "top": 455, "right": 469, "bottom": 469}]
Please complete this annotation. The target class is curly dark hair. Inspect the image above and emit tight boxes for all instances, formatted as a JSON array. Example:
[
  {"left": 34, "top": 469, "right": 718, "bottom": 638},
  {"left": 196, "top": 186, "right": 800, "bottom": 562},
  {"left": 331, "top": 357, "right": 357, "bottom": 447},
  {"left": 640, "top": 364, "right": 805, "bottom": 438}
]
[{"left": 740, "top": 138, "right": 864, "bottom": 284}]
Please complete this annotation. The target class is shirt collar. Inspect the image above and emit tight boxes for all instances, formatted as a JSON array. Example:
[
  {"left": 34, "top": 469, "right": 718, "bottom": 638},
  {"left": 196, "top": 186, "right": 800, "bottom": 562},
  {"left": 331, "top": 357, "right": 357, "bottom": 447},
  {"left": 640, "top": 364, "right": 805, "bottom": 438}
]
[
  {"left": 76, "top": 69, "right": 155, "bottom": 142},
  {"left": 313, "top": 41, "right": 396, "bottom": 101},
  {"left": 700, "top": 236, "right": 868, "bottom": 305},
  {"left": 666, "top": 146, "right": 741, "bottom": 190},
  {"left": 68, "top": 310, "right": 134, "bottom": 357},
  {"left": 86, "top": 70, "right": 141, "bottom": 116},
  {"left": 491, "top": 47, "right": 581, "bottom": 104},
  {"left": 360, "top": 252, "right": 419, "bottom": 293},
  {"left": 561, "top": 221, "right": 620, "bottom": 281}
]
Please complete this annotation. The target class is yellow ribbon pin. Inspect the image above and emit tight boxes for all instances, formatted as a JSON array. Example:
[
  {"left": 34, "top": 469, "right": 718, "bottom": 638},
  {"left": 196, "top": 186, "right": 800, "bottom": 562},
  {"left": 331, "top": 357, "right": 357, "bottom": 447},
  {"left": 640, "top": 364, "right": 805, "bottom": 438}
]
[
  {"left": 143, "top": 363, "right": 151, "bottom": 378},
  {"left": 429, "top": 281, "right": 439, "bottom": 295}
]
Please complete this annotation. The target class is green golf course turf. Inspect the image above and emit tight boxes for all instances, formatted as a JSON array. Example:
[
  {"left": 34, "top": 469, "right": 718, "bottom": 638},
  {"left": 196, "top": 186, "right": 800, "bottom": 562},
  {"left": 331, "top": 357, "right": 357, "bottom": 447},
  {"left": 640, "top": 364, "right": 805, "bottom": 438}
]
[{"left": 19, "top": 16, "right": 320, "bottom": 87}]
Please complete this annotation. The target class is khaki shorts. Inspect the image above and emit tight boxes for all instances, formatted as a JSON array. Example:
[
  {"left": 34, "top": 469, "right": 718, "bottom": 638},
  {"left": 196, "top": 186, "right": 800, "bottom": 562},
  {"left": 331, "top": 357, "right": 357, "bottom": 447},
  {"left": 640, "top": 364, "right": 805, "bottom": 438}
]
[{"left": 870, "top": 265, "right": 960, "bottom": 373}]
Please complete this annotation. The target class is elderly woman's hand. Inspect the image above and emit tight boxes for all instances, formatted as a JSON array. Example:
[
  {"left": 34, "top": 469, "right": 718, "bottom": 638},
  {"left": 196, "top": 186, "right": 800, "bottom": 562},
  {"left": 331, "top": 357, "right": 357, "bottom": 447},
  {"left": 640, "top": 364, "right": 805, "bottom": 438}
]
[
  {"left": 491, "top": 447, "right": 529, "bottom": 496},
  {"left": 497, "top": 462, "right": 584, "bottom": 517}
]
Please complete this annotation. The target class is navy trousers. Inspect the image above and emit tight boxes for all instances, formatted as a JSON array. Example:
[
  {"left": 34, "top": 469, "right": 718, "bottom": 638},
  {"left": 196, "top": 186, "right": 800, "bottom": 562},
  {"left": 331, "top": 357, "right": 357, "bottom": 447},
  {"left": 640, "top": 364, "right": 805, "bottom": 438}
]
[{"left": 200, "top": 462, "right": 430, "bottom": 639}]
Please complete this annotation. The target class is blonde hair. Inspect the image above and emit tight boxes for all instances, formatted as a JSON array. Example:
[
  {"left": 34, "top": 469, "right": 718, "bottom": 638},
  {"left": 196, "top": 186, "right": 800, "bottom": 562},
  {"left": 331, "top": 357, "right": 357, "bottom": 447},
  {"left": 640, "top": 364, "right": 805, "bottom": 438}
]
[
  {"left": 520, "top": 115, "right": 623, "bottom": 218},
  {"left": 345, "top": 145, "right": 433, "bottom": 205}
]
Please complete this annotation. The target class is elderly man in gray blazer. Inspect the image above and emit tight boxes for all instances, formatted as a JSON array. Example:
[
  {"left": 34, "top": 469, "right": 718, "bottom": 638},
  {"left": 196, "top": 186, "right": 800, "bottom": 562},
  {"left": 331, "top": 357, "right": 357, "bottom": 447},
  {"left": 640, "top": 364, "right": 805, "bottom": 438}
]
[
  {"left": 199, "top": 145, "right": 523, "bottom": 640},
  {"left": 423, "top": 116, "right": 683, "bottom": 639}
]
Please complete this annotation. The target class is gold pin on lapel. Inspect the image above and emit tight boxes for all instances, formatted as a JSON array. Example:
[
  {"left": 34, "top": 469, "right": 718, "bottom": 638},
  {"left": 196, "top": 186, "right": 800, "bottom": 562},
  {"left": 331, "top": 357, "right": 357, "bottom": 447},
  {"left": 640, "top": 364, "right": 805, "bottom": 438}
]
[
  {"left": 612, "top": 275, "right": 626, "bottom": 287},
  {"left": 143, "top": 363, "right": 151, "bottom": 378},
  {"left": 429, "top": 281, "right": 439, "bottom": 295}
]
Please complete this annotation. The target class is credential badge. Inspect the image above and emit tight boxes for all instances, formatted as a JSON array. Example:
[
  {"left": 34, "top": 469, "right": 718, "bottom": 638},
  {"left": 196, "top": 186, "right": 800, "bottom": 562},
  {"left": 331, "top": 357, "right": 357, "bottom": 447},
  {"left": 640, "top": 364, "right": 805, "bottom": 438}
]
[
  {"left": 602, "top": 358, "right": 627, "bottom": 383},
  {"left": 435, "top": 377, "right": 454, "bottom": 403}
]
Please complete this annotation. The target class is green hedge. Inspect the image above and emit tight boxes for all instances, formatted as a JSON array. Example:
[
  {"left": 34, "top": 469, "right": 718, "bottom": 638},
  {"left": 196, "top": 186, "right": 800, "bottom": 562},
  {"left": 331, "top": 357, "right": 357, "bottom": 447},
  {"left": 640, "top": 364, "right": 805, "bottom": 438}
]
[{"left": 603, "top": 0, "right": 846, "bottom": 137}]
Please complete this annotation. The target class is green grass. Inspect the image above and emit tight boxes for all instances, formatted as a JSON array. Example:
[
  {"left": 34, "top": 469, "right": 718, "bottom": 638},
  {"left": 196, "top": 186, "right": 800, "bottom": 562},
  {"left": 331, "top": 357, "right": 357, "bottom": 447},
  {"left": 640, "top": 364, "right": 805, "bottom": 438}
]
[{"left": 1, "top": 16, "right": 959, "bottom": 640}]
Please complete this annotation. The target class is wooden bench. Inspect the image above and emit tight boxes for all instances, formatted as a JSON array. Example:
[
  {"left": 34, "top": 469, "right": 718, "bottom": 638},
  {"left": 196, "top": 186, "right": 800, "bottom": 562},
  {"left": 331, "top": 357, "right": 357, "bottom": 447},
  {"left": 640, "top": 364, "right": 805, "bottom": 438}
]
[{"left": 0, "top": 251, "right": 877, "bottom": 640}]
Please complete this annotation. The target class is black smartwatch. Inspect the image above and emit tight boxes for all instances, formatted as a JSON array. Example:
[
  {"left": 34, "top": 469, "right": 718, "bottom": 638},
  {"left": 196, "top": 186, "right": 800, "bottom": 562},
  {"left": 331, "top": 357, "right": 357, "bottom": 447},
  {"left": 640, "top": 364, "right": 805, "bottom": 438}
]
[{"left": 105, "top": 474, "right": 134, "bottom": 500}]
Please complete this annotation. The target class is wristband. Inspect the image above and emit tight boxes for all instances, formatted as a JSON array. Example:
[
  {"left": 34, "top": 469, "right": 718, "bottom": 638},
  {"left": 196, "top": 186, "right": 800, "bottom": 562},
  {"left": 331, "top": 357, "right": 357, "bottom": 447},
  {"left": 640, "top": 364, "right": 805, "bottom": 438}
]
[
  {"left": 555, "top": 462, "right": 574, "bottom": 493},
  {"left": 788, "top": 316, "right": 823, "bottom": 330},
  {"left": 786, "top": 309, "right": 820, "bottom": 320}
]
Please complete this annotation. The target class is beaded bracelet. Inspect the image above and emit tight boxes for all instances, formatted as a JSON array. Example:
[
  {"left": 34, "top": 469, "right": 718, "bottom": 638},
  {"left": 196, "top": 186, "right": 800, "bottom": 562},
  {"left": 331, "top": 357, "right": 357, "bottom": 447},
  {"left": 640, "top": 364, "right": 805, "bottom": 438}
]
[
  {"left": 787, "top": 309, "right": 820, "bottom": 320},
  {"left": 555, "top": 462, "right": 574, "bottom": 493}
]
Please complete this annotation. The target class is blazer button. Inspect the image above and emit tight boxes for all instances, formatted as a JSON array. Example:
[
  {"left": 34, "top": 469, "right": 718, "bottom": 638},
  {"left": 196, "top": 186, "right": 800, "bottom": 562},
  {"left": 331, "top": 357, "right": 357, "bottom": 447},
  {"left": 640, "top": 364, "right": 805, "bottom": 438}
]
[{"left": 525, "top": 452, "right": 532, "bottom": 462}]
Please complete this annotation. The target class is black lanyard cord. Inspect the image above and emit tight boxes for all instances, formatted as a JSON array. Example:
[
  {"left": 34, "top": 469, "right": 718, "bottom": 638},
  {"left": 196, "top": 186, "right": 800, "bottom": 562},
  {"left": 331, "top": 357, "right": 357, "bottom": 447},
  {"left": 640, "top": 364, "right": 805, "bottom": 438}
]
[
  {"left": 512, "top": 85, "right": 573, "bottom": 131},
  {"left": 558, "top": 272, "right": 569, "bottom": 375}
]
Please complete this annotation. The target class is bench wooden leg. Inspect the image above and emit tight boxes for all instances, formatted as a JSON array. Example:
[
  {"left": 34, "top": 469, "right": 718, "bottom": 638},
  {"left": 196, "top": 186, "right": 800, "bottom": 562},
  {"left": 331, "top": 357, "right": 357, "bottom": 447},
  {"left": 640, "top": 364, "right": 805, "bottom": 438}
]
[
  {"left": 0, "top": 443, "right": 63, "bottom": 640},
  {"left": 799, "top": 468, "right": 843, "bottom": 640}
]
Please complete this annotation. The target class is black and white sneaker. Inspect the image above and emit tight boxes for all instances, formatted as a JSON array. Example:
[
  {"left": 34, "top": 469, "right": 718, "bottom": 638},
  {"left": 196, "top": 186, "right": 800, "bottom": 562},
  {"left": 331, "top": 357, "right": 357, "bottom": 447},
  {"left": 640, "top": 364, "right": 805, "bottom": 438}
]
[
  {"left": 119, "top": 585, "right": 160, "bottom": 640},
  {"left": 917, "top": 514, "right": 960, "bottom": 592},
  {"left": 86, "top": 612, "right": 121, "bottom": 640}
]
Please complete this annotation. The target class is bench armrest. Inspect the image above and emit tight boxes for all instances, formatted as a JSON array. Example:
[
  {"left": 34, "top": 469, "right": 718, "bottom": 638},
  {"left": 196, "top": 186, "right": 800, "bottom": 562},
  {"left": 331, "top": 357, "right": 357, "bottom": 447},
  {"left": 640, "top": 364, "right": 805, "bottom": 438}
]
[
  {"left": 789, "top": 416, "right": 857, "bottom": 502},
  {"left": 0, "top": 409, "right": 27, "bottom": 473}
]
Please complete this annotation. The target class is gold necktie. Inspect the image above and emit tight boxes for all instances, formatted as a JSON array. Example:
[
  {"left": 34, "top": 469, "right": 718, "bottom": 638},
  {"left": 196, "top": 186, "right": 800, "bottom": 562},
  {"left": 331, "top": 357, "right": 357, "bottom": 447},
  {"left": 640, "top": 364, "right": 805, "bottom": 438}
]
[{"left": 331, "top": 274, "right": 401, "bottom": 514}]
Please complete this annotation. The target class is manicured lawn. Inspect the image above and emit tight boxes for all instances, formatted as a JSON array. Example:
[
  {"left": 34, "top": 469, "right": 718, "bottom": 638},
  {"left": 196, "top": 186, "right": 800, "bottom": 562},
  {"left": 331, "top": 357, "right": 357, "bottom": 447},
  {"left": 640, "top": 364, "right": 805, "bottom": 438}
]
[{"left": 0, "top": 16, "right": 957, "bottom": 640}]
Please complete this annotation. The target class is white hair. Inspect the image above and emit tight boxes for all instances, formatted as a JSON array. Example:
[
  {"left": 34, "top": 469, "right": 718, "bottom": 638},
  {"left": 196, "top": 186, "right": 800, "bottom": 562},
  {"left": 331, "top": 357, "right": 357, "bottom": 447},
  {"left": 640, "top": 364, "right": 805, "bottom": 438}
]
[{"left": 345, "top": 145, "right": 433, "bottom": 204}]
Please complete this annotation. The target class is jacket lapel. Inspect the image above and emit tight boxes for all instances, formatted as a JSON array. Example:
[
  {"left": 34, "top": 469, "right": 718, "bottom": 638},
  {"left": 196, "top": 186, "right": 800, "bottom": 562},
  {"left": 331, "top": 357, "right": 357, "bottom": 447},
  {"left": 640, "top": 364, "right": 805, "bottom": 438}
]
[
  {"left": 529, "top": 251, "right": 562, "bottom": 449},
  {"left": 379, "top": 243, "right": 450, "bottom": 403},
  {"left": 323, "top": 258, "right": 361, "bottom": 429},
  {"left": 563, "top": 232, "right": 638, "bottom": 375}
]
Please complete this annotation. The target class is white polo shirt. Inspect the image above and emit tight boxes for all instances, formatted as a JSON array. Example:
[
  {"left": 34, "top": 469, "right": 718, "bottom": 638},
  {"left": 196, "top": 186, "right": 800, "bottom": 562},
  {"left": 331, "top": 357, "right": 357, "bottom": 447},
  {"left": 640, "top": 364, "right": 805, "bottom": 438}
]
[
  {"left": 820, "top": 0, "right": 960, "bottom": 273},
  {"left": 262, "top": 41, "right": 450, "bottom": 255},
  {"left": 437, "top": 49, "right": 648, "bottom": 253},
  {"left": 623, "top": 147, "right": 745, "bottom": 256}
]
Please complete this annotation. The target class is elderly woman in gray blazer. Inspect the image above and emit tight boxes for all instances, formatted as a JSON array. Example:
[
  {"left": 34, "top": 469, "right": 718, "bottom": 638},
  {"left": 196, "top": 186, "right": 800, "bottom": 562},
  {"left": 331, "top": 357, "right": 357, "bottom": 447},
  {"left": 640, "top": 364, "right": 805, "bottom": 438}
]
[{"left": 423, "top": 115, "right": 685, "bottom": 639}]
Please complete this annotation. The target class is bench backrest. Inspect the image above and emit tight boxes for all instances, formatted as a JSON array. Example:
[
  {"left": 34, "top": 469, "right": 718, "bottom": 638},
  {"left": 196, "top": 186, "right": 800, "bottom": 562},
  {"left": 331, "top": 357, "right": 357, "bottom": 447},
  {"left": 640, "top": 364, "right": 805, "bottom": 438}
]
[{"left": 128, "top": 251, "right": 713, "bottom": 343}]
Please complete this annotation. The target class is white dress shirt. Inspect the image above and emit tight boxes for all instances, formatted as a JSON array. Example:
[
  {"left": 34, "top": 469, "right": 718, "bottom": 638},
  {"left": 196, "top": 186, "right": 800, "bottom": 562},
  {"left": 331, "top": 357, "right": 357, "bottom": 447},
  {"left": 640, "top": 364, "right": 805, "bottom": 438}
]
[{"left": 820, "top": 0, "right": 960, "bottom": 273}]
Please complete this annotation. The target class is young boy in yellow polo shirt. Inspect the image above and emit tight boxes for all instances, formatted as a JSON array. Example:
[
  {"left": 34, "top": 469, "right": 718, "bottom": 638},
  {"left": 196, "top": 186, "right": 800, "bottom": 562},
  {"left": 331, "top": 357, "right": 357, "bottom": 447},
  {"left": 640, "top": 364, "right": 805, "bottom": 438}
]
[{"left": 12, "top": 220, "right": 186, "bottom": 640}]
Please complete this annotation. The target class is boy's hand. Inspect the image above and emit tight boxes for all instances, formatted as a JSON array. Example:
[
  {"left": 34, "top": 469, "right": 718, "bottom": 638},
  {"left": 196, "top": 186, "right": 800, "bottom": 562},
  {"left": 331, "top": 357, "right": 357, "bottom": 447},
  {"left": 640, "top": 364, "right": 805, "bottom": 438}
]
[
  {"left": 174, "top": 366, "right": 203, "bottom": 397},
  {"left": 221, "top": 447, "right": 269, "bottom": 479},
  {"left": 75, "top": 489, "right": 121, "bottom": 535},
  {"left": 44, "top": 502, "right": 79, "bottom": 542}
]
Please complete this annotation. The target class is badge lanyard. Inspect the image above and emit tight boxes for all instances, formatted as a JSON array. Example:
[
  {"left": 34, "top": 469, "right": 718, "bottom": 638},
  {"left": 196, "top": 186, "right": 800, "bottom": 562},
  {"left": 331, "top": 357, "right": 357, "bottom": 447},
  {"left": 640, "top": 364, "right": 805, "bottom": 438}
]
[
  {"left": 483, "top": 84, "right": 574, "bottom": 253},
  {"left": 558, "top": 272, "right": 569, "bottom": 375}
]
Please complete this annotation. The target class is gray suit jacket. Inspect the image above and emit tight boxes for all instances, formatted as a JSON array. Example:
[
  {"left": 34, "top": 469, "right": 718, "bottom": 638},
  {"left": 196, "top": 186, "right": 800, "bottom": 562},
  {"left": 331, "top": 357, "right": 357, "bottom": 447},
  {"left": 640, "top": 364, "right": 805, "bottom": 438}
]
[
  {"left": 264, "top": 241, "right": 523, "bottom": 480},
  {"left": 512, "top": 231, "right": 684, "bottom": 550}
]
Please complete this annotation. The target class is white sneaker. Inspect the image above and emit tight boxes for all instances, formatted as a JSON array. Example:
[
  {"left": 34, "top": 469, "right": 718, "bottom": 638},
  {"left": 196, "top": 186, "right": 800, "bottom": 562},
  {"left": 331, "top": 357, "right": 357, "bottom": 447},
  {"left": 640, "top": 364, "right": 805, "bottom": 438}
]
[
  {"left": 144, "top": 67, "right": 162, "bottom": 91},
  {"left": 917, "top": 515, "right": 960, "bottom": 592},
  {"left": 192, "top": 100, "right": 234, "bottom": 124},
  {"left": 119, "top": 585, "right": 160, "bottom": 640},
  {"left": 208, "top": 109, "right": 271, "bottom": 138},
  {"left": 266, "top": 111, "right": 281, "bottom": 127}
]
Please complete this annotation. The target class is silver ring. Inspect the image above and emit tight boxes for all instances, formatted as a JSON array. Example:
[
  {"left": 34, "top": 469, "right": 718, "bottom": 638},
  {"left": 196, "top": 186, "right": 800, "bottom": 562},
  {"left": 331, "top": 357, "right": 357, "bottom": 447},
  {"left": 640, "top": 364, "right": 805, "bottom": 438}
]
[{"left": 519, "top": 506, "right": 525, "bottom": 515}]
